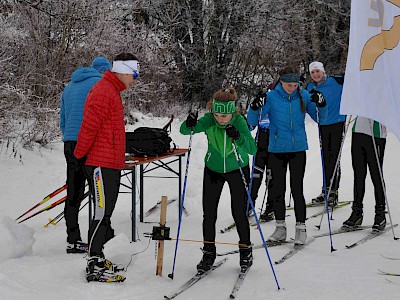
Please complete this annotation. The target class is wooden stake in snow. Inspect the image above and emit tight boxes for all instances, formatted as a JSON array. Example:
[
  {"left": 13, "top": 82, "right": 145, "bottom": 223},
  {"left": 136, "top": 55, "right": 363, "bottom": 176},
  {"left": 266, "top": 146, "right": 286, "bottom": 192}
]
[{"left": 156, "top": 196, "right": 168, "bottom": 276}]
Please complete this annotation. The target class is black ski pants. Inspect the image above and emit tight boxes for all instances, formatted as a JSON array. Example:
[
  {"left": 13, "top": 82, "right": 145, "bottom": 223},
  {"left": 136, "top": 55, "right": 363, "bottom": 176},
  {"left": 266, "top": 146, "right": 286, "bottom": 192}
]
[
  {"left": 351, "top": 132, "right": 386, "bottom": 211},
  {"left": 250, "top": 129, "right": 272, "bottom": 210},
  {"left": 320, "top": 122, "right": 345, "bottom": 192},
  {"left": 202, "top": 166, "right": 251, "bottom": 245},
  {"left": 268, "top": 151, "right": 306, "bottom": 223},
  {"left": 85, "top": 166, "right": 120, "bottom": 257},
  {"left": 64, "top": 141, "right": 86, "bottom": 244}
]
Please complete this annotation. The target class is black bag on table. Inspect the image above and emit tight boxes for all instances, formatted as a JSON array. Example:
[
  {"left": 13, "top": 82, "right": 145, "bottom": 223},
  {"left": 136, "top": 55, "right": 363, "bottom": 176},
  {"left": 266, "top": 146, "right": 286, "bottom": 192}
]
[{"left": 126, "top": 127, "right": 176, "bottom": 157}]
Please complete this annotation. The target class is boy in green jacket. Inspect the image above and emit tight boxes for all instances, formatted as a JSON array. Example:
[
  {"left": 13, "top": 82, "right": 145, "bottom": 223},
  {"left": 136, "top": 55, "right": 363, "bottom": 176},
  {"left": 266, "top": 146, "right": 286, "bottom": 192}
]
[{"left": 180, "top": 87, "right": 257, "bottom": 273}]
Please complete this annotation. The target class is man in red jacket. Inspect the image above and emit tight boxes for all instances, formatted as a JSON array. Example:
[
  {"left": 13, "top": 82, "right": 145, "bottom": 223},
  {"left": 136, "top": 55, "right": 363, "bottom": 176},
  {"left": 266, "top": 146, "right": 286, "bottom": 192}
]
[{"left": 74, "top": 53, "right": 139, "bottom": 282}]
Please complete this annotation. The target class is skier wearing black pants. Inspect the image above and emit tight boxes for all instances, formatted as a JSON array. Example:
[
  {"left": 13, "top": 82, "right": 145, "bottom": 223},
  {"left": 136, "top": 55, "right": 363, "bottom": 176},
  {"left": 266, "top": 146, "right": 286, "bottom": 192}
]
[
  {"left": 180, "top": 87, "right": 257, "bottom": 273},
  {"left": 60, "top": 57, "right": 112, "bottom": 253},
  {"left": 267, "top": 152, "right": 307, "bottom": 223},
  {"left": 84, "top": 166, "right": 120, "bottom": 256},
  {"left": 202, "top": 166, "right": 251, "bottom": 246},
  {"left": 247, "top": 66, "right": 327, "bottom": 245},
  {"left": 343, "top": 117, "right": 387, "bottom": 231},
  {"left": 74, "top": 53, "right": 140, "bottom": 282},
  {"left": 318, "top": 121, "right": 345, "bottom": 194},
  {"left": 307, "top": 61, "right": 346, "bottom": 205},
  {"left": 250, "top": 129, "right": 274, "bottom": 221}
]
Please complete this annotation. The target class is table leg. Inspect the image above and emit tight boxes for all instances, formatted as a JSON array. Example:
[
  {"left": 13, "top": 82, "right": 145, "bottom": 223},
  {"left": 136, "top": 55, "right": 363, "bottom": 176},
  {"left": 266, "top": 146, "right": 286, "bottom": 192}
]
[
  {"left": 140, "top": 164, "right": 144, "bottom": 223},
  {"left": 132, "top": 166, "right": 137, "bottom": 242}
]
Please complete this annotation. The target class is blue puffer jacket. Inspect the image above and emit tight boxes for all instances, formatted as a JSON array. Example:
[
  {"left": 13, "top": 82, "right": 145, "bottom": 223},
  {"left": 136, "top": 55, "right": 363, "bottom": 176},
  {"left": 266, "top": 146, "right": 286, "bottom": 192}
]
[
  {"left": 307, "top": 76, "right": 346, "bottom": 125},
  {"left": 60, "top": 67, "right": 102, "bottom": 141},
  {"left": 247, "top": 83, "right": 328, "bottom": 153}
]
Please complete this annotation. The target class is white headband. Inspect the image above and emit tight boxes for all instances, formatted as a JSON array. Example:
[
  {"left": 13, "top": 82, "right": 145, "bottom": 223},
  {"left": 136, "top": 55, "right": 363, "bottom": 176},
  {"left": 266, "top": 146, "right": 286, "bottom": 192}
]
[
  {"left": 112, "top": 60, "right": 139, "bottom": 75},
  {"left": 309, "top": 61, "right": 325, "bottom": 74}
]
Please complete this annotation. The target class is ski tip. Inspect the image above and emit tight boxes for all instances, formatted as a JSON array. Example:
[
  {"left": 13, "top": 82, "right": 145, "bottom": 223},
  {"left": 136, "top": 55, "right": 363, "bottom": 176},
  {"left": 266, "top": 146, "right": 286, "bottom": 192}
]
[
  {"left": 229, "top": 294, "right": 235, "bottom": 299},
  {"left": 164, "top": 296, "right": 171, "bottom": 300}
]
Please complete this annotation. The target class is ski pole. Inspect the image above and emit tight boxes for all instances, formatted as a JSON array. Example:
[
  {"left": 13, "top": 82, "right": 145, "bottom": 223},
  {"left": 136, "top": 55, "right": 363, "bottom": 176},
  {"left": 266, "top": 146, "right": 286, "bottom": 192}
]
[
  {"left": 368, "top": 120, "right": 398, "bottom": 240},
  {"left": 18, "top": 191, "right": 90, "bottom": 224},
  {"left": 258, "top": 169, "right": 272, "bottom": 219},
  {"left": 287, "top": 191, "right": 292, "bottom": 208},
  {"left": 316, "top": 116, "right": 353, "bottom": 226},
  {"left": 44, "top": 197, "right": 89, "bottom": 227},
  {"left": 15, "top": 184, "right": 67, "bottom": 221},
  {"left": 18, "top": 196, "right": 67, "bottom": 223},
  {"left": 168, "top": 129, "right": 194, "bottom": 280},
  {"left": 314, "top": 107, "right": 336, "bottom": 252},
  {"left": 229, "top": 134, "right": 281, "bottom": 290},
  {"left": 247, "top": 108, "right": 264, "bottom": 214}
]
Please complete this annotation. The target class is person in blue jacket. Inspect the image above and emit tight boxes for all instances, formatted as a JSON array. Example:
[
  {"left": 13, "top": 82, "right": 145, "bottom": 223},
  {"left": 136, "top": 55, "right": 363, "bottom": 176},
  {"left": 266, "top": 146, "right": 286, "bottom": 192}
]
[
  {"left": 60, "top": 56, "right": 112, "bottom": 253},
  {"left": 247, "top": 66, "right": 327, "bottom": 245},
  {"left": 307, "top": 61, "right": 346, "bottom": 206},
  {"left": 248, "top": 85, "right": 274, "bottom": 221}
]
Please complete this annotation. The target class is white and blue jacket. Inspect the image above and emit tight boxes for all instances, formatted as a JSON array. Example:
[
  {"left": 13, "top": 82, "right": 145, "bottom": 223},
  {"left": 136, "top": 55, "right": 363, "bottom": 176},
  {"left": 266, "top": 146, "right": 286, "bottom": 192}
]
[{"left": 247, "top": 83, "right": 328, "bottom": 153}]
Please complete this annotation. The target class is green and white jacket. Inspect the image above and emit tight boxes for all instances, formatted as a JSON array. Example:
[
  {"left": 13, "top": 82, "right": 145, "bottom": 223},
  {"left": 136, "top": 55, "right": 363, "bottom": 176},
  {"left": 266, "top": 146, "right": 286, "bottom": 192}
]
[
  {"left": 352, "top": 116, "right": 387, "bottom": 138},
  {"left": 180, "top": 113, "right": 257, "bottom": 173}
]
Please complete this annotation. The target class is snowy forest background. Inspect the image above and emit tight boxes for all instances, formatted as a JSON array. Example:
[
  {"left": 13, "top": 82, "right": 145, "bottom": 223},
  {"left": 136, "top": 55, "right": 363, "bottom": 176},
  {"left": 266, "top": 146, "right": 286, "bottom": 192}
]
[{"left": 0, "top": 0, "right": 350, "bottom": 155}]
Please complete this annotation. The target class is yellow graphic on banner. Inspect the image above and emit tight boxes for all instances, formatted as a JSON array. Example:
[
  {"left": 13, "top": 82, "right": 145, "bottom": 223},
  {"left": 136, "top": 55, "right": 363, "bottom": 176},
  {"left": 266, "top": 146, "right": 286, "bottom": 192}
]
[{"left": 360, "top": 0, "right": 400, "bottom": 70}]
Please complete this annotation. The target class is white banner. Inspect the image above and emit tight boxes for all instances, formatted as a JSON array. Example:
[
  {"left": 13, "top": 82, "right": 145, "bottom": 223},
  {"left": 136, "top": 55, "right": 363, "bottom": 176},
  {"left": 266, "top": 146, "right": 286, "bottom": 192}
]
[{"left": 341, "top": 0, "right": 400, "bottom": 140}]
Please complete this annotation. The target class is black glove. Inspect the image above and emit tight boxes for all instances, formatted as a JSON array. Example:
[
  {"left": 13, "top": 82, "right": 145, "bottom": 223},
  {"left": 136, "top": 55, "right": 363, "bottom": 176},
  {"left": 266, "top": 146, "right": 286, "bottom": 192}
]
[
  {"left": 185, "top": 111, "right": 198, "bottom": 128},
  {"left": 310, "top": 89, "right": 326, "bottom": 107},
  {"left": 225, "top": 124, "right": 240, "bottom": 141},
  {"left": 250, "top": 90, "right": 266, "bottom": 110}
]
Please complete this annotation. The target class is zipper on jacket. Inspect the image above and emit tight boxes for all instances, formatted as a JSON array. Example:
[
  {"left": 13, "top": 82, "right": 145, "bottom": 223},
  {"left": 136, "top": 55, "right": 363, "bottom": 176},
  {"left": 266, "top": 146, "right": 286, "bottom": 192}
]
[
  {"left": 289, "top": 96, "right": 294, "bottom": 146},
  {"left": 224, "top": 131, "right": 227, "bottom": 173}
]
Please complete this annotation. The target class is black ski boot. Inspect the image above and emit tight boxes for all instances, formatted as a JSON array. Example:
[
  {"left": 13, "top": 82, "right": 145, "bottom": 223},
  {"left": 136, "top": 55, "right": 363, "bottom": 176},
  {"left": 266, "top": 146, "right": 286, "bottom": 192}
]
[
  {"left": 260, "top": 203, "right": 275, "bottom": 222},
  {"left": 312, "top": 189, "right": 326, "bottom": 205},
  {"left": 239, "top": 244, "right": 253, "bottom": 272},
  {"left": 343, "top": 207, "right": 363, "bottom": 227},
  {"left": 373, "top": 206, "right": 386, "bottom": 231},
  {"left": 197, "top": 244, "right": 216, "bottom": 274},
  {"left": 328, "top": 190, "right": 339, "bottom": 207}
]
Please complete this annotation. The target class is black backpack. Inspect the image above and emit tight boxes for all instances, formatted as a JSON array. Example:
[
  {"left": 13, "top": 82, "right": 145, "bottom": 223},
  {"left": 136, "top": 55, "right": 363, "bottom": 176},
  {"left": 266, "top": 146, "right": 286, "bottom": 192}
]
[{"left": 126, "top": 117, "right": 176, "bottom": 157}]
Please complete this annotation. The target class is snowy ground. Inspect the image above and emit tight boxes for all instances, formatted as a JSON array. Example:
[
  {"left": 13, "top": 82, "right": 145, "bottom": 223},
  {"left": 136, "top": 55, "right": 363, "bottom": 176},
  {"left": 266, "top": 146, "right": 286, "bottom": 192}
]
[{"left": 1, "top": 112, "right": 400, "bottom": 300}]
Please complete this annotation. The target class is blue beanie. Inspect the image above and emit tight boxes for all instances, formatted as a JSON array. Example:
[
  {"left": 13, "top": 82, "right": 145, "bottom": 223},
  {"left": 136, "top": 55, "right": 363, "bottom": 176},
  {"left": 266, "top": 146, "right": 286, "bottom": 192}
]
[{"left": 91, "top": 57, "right": 112, "bottom": 73}]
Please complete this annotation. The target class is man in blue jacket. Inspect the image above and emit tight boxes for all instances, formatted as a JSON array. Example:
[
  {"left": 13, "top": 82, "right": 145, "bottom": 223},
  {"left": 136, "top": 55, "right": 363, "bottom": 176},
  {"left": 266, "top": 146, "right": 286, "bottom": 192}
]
[{"left": 60, "top": 57, "right": 111, "bottom": 253}]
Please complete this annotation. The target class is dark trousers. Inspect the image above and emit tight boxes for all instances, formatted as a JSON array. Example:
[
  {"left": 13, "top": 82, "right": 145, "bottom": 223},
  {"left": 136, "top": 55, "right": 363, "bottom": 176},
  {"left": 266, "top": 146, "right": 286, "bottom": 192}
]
[
  {"left": 250, "top": 129, "right": 272, "bottom": 210},
  {"left": 351, "top": 132, "right": 386, "bottom": 211},
  {"left": 202, "top": 166, "right": 251, "bottom": 245},
  {"left": 64, "top": 141, "right": 86, "bottom": 243},
  {"left": 320, "top": 122, "right": 345, "bottom": 192},
  {"left": 85, "top": 166, "right": 121, "bottom": 257},
  {"left": 268, "top": 152, "right": 306, "bottom": 222}
]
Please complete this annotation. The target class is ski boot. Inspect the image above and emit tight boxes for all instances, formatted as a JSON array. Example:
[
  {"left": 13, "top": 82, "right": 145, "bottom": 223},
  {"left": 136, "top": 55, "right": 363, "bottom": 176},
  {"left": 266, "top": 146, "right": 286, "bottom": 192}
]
[
  {"left": 239, "top": 244, "right": 253, "bottom": 272},
  {"left": 372, "top": 206, "right": 386, "bottom": 231},
  {"left": 328, "top": 190, "right": 339, "bottom": 207},
  {"left": 66, "top": 241, "right": 88, "bottom": 254},
  {"left": 267, "top": 220, "right": 287, "bottom": 242},
  {"left": 343, "top": 207, "right": 363, "bottom": 228},
  {"left": 86, "top": 256, "right": 125, "bottom": 282},
  {"left": 294, "top": 222, "right": 307, "bottom": 245},
  {"left": 260, "top": 203, "right": 275, "bottom": 222},
  {"left": 197, "top": 244, "right": 216, "bottom": 274},
  {"left": 312, "top": 189, "right": 326, "bottom": 205}
]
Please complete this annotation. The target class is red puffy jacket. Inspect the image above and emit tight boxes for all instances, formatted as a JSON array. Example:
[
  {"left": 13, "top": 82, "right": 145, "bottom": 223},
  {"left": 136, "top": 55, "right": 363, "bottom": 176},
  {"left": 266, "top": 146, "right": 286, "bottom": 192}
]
[{"left": 74, "top": 70, "right": 126, "bottom": 170}]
